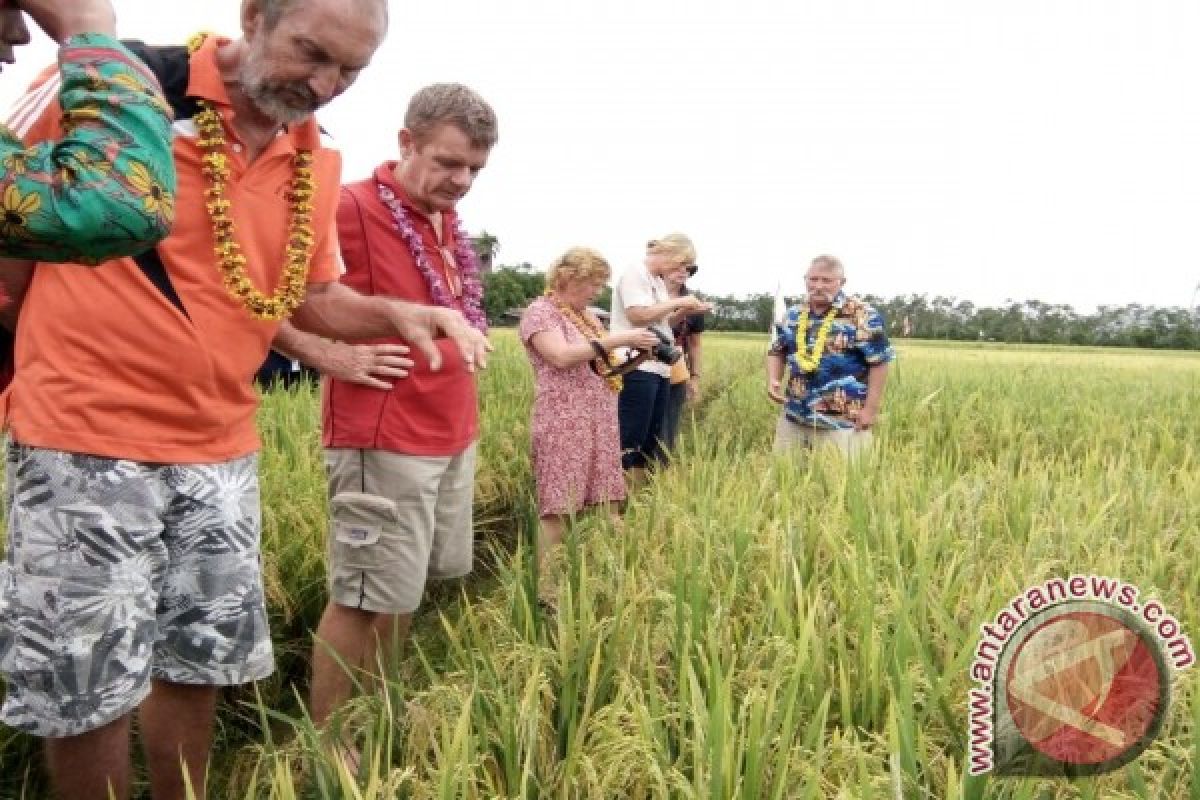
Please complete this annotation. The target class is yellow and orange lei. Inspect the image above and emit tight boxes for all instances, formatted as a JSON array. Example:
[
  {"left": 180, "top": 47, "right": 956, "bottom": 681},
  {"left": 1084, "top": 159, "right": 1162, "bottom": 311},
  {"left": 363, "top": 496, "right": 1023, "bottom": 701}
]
[
  {"left": 188, "top": 33, "right": 315, "bottom": 320},
  {"left": 548, "top": 293, "right": 623, "bottom": 392},
  {"left": 794, "top": 306, "right": 839, "bottom": 372}
]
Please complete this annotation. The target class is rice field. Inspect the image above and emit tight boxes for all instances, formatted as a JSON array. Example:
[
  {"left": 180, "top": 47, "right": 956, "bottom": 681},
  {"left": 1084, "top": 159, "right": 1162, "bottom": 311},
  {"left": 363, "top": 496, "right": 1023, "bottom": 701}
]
[{"left": 3, "top": 332, "right": 1199, "bottom": 798}]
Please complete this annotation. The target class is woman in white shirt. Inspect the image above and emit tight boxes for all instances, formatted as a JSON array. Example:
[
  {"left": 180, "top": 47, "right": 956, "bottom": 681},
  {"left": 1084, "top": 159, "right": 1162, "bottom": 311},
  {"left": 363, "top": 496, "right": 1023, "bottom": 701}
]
[{"left": 610, "top": 233, "right": 710, "bottom": 486}]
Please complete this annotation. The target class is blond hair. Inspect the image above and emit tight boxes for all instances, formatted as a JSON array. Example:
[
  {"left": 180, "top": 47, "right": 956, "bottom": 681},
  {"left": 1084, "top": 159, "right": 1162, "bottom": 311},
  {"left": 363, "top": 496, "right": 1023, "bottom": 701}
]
[
  {"left": 547, "top": 247, "right": 611, "bottom": 291},
  {"left": 809, "top": 254, "right": 844, "bottom": 277},
  {"left": 646, "top": 232, "right": 696, "bottom": 266},
  {"left": 404, "top": 83, "right": 498, "bottom": 149}
]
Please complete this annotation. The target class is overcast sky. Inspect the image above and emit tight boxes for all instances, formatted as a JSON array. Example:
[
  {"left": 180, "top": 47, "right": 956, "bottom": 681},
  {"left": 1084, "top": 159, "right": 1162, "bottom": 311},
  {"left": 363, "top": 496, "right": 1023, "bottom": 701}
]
[{"left": 3, "top": 1, "right": 1198, "bottom": 312}]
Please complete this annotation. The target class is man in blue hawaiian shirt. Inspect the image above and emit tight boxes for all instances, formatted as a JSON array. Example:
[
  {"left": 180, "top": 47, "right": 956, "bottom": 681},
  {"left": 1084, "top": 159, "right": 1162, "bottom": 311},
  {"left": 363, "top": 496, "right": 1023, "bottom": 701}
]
[{"left": 766, "top": 254, "right": 894, "bottom": 456}]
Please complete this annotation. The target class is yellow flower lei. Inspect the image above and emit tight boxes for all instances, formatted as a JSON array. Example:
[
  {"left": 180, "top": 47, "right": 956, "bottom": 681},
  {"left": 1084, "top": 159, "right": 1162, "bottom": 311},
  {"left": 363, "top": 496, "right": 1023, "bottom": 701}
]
[
  {"left": 547, "top": 292, "right": 623, "bottom": 392},
  {"left": 187, "top": 33, "right": 315, "bottom": 321},
  {"left": 794, "top": 306, "right": 839, "bottom": 373}
]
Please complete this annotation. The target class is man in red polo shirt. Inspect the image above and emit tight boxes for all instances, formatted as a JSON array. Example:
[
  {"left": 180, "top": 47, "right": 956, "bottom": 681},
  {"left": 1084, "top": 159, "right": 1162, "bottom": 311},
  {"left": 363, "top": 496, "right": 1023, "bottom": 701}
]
[
  {"left": 0, "top": 4, "right": 489, "bottom": 799},
  {"left": 275, "top": 83, "right": 496, "bottom": 733}
]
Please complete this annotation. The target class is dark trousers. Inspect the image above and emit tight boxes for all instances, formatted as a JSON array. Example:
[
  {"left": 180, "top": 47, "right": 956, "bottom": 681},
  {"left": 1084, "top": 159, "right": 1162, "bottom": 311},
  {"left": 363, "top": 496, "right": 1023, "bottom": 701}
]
[
  {"left": 618, "top": 370, "right": 670, "bottom": 469},
  {"left": 658, "top": 380, "right": 688, "bottom": 455},
  {"left": 255, "top": 349, "right": 318, "bottom": 390}
]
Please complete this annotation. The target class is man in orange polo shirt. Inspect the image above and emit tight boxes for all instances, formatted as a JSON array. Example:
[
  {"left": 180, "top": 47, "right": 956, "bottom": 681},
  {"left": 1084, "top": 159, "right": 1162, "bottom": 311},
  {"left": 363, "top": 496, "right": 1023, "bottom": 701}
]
[
  {"left": 274, "top": 83, "right": 496, "bottom": 736},
  {"left": 0, "top": 2, "right": 489, "bottom": 799}
]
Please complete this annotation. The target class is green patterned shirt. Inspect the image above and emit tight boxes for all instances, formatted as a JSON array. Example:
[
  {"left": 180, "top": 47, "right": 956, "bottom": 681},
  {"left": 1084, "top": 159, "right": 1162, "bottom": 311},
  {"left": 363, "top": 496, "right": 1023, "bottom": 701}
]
[{"left": 0, "top": 33, "right": 176, "bottom": 264}]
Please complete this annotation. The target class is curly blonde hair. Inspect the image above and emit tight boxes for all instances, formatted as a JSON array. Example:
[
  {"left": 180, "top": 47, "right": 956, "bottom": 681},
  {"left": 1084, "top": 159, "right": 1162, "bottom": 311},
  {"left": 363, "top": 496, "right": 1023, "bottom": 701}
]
[{"left": 547, "top": 247, "right": 611, "bottom": 292}]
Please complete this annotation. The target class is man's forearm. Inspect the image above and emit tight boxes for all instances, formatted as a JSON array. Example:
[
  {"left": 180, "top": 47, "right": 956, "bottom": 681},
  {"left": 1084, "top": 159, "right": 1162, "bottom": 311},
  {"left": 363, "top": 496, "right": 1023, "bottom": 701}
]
[
  {"left": 290, "top": 281, "right": 410, "bottom": 341},
  {"left": 766, "top": 353, "right": 784, "bottom": 383},
  {"left": 292, "top": 281, "right": 490, "bottom": 375},
  {"left": 624, "top": 300, "right": 677, "bottom": 327},
  {"left": 864, "top": 362, "right": 889, "bottom": 412},
  {"left": 272, "top": 320, "right": 330, "bottom": 365}
]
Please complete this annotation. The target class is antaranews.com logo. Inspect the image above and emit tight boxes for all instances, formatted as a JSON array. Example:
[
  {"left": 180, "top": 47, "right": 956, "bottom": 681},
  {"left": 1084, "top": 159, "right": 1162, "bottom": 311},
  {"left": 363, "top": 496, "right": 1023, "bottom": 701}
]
[{"left": 967, "top": 574, "right": 1194, "bottom": 777}]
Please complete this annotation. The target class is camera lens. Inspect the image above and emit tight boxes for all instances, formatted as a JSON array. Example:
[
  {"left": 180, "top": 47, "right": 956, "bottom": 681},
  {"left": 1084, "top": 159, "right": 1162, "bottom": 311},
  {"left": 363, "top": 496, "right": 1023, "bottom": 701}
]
[{"left": 649, "top": 328, "right": 682, "bottom": 364}]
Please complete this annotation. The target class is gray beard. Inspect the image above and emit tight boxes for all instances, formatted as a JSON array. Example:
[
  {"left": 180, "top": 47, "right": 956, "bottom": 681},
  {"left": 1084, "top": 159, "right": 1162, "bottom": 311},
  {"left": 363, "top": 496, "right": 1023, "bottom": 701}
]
[{"left": 244, "top": 85, "right": 313, "bottom": 126}]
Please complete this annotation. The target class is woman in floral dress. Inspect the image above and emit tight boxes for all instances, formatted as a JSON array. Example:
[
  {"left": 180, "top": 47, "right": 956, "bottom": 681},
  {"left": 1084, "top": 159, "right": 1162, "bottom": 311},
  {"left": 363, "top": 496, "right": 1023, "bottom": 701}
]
[{"left": 519, "top": 247, "right": 658, "bottom": 563}]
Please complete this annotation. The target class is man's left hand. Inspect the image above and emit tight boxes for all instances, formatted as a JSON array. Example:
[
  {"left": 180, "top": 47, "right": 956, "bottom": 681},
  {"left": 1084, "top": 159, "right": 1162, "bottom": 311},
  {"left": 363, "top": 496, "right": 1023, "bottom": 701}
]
[
  {"left": 323, "top": 342, "right": 414, "bottom": 389},
  {"left": 685, "top": 375, "right": 699, "bottom": 402},
  {"left": 390, "top": 303, "right": 491, "bottom": 372},
  {"left": 855, "top": 407, "right": 879, "bottom": 431}
]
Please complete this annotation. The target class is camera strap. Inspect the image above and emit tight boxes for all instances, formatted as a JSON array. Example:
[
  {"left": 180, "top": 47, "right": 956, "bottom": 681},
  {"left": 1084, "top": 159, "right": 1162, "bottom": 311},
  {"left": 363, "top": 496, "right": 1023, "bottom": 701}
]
[{"left": 592, "top": 347, "right": 653, "bottom": 379}]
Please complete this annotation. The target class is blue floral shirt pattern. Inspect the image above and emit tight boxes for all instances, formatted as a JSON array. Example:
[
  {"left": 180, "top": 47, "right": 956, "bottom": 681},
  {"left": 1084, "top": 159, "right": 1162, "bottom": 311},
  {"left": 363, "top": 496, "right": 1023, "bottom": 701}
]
[{"left": 769, "top": 292, "right": 895, "bottom": 429}]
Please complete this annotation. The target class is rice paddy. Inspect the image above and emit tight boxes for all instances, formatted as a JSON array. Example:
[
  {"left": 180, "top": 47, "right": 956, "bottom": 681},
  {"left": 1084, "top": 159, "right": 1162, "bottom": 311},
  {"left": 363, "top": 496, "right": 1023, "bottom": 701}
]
[{"left": 3, "top": 332, "right": 1198, "bottom": 798}]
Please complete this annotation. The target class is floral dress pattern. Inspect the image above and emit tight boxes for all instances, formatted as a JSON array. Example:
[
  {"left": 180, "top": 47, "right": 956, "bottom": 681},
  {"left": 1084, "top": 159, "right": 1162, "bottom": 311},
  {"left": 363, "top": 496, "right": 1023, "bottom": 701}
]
[{"left": 519, "top": 296, "right": 626, "bottom": 516}]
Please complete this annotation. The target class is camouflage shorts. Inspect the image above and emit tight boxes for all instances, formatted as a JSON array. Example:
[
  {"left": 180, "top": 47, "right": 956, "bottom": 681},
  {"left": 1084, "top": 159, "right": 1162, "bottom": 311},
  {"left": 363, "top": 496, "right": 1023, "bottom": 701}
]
[{"left": 0, "top": 444, "right": 274, "bottom": 737}]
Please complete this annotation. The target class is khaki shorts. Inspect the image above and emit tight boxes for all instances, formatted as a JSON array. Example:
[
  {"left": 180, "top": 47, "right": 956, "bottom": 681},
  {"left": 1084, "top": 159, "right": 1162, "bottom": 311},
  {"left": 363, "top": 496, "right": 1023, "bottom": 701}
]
[
  {"left": 324, "top": 445, "right": 476, "bottom": 614},
  {"left": 773, "top": 415, "right": 874, "bottom": 458}
]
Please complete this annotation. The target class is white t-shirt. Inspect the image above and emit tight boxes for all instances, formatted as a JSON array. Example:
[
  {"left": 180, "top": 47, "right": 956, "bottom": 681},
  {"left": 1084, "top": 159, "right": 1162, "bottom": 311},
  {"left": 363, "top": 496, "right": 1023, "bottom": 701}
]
[{"left": 611, "top": 262, "right": 672, "bottom": 377}]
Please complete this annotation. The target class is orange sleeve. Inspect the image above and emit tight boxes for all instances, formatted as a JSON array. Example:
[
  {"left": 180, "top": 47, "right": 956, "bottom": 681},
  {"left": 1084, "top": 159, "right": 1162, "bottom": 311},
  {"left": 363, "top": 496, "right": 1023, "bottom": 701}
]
[
  {"left": 306, "top": 217, "right": 339, "bottom": 285},
  {"left": 304, "top": 152, "right": 342, "bottom": 285}
]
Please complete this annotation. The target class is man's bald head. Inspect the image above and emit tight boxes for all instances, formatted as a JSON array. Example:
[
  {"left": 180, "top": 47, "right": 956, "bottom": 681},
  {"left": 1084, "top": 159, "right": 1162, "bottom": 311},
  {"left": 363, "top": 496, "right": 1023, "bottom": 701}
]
[{"left": 254, "top": 0, "right": 387, "bottom": 31}]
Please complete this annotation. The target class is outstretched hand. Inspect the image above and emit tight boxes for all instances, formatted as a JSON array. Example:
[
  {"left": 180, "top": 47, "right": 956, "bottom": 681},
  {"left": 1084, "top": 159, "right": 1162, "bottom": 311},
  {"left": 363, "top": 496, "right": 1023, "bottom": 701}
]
[{"left": 391, "top": 303, "right": 491, "bottom": 372}]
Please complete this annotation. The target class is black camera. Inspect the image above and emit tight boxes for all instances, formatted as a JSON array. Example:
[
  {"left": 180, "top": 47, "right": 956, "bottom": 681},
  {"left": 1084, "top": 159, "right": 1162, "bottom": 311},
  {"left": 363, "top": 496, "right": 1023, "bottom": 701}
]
[{"left": 651, "top": 328, "right": 683, "bottom": 365}]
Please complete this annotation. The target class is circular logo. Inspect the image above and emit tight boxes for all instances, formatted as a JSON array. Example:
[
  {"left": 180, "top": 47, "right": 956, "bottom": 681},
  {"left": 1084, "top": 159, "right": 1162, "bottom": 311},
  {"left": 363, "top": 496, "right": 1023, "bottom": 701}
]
[{"left": 1001, "top": 603, "right": 1168, "bottom": 774}]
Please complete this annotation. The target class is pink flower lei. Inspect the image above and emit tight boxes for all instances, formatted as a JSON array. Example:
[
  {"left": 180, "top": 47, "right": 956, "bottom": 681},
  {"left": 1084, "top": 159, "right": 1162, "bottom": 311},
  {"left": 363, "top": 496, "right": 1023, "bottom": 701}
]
[{"left": 376, "top": 182, "right": 488, "bottom": 332}]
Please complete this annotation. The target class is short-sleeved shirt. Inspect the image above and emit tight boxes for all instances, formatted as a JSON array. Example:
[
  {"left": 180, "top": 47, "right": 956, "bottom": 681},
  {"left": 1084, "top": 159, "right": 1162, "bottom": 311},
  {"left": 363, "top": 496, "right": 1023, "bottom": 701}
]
[
  {"left": 4, "top": 35, "right": 342, "bottom": 463},
  {"left": 769, "top": 292, "right": 895, "bottom": 430},
  {"left": 610, "top": 263, "right": 671, "bottom": 378},
  {"left": 322, "top": 163, "right": 478, "bottom": 456}
]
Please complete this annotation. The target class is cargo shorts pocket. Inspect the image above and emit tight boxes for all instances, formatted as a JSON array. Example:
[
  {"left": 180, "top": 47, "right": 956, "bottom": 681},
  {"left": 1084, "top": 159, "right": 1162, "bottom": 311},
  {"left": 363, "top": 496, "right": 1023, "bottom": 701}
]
[{"left": 329, "top": 491, "right": 403, "bottom": 571}]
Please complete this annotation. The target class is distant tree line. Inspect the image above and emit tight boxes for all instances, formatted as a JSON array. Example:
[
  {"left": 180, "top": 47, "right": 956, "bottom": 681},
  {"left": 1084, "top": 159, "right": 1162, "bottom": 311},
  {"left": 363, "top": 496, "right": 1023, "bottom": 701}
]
[
  {"left": 482, "top": 264, "right": 1199, "bottom": 350},
  {"left": 861, "top": 295, "right": 1200, "bottom": 350},
  {"left": 482, "top": 262, "right": 611, "bottom": 324}
]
